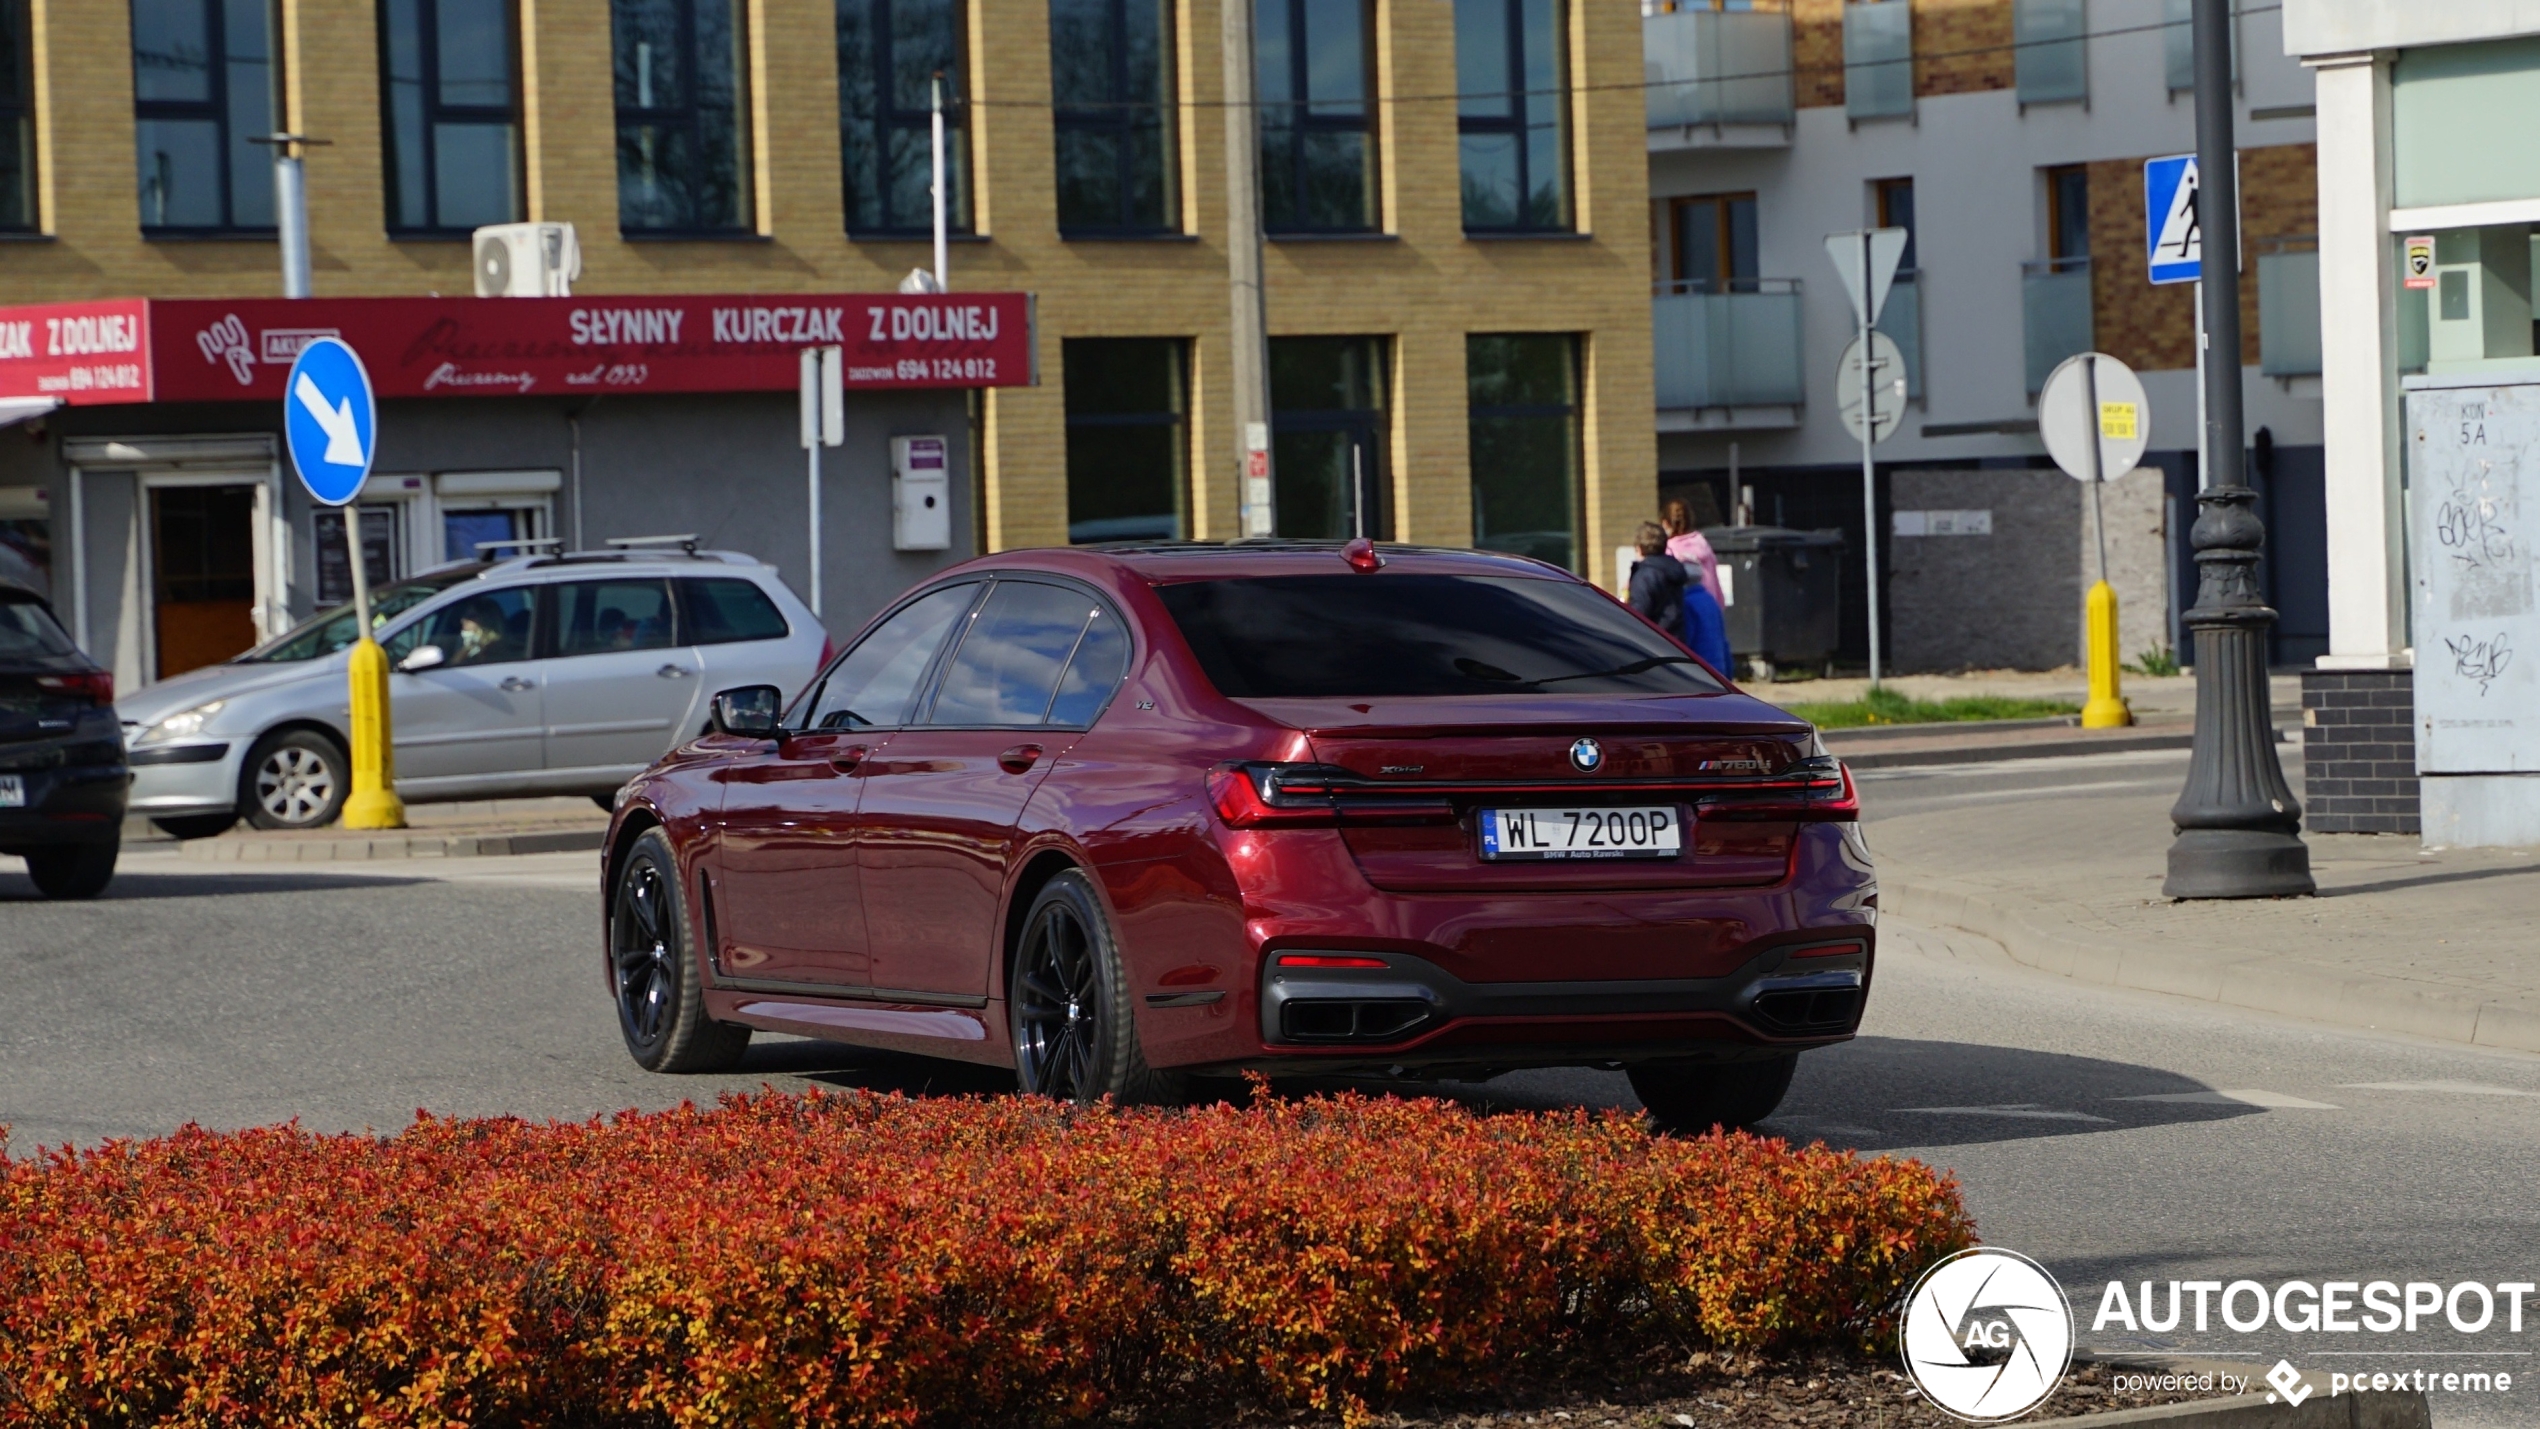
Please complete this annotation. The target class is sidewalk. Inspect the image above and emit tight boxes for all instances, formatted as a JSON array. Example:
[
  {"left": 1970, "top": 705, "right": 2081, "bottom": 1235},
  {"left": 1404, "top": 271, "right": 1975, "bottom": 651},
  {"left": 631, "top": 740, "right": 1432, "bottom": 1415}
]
[
  {"left": 163, "top": 796, "right": 609, "bottom": 863},
  {"left": 1771, "top": 671, "right": 2304, "bottom": 769},
  {"left": 1871, "top": 779, "right": 2540, "bottom": 1056}
]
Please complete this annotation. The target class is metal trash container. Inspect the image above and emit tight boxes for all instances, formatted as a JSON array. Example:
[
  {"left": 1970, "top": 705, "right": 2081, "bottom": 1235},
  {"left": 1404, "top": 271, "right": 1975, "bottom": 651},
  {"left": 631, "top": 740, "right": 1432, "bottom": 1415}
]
[{"left": 1702, "top": 525, "right": 1844, "bottom": 680}]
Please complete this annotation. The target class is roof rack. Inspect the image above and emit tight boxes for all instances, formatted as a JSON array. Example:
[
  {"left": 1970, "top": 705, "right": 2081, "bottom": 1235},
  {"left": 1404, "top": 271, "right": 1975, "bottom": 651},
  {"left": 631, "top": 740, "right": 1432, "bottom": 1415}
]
[
  {"left": 475, "top": 537, "right": 563, "bottom": 555},
  {"left": 603, "top": 533, "right": 700, "bottom": 555}
]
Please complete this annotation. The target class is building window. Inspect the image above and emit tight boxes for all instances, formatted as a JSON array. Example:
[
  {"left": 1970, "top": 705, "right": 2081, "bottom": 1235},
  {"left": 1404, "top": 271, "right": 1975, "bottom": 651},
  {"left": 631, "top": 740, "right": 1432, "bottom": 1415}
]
[
  {"left": 2046, "top": 162, "right": 2088, "bottom": 264},
  {"left": 1049, "top": 0, "right": 1177, "bottom": 236},
  {"left": 1467, "top": 333, "right": 1579, "bottom": 572},
  {"left": 1065, "top": 338, "right": 1188, "bottom": 543},
  {"left": 1456, "top": 0, "right": 1568, "bottom": 233},
  {"left": 1271, "top": 336, "right": 1388, "bottom": 540},
  {"left": 132, "top": 0, "right": 277, "bottom": 233},
  {"left": 838, "top": 0, "right": 970, "bottom": 237},
  {"left": 612, "top": 0, "right": 753, "bottom": 234},
  {"left": 1665, "top": 192, "right": 1756, "bottom": 292},
  {"left": 380, "top": 0, "right": 521, "bottom": 235},
  {"left": 1875, "top": 175, "right": 1915, "bottom": 269},
  {"left": 1259, "top": 0, "right": 1376, "bottom": 234},
  {"left": 0, "top": 0, "right": 31, "bottom": 231}
]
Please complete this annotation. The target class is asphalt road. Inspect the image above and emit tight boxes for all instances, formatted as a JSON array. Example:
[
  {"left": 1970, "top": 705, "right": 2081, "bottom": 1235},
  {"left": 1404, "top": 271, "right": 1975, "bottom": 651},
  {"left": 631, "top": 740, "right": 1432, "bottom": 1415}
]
[{"left": 5, "top": 747, "right": 2535, "bottom": 1425}]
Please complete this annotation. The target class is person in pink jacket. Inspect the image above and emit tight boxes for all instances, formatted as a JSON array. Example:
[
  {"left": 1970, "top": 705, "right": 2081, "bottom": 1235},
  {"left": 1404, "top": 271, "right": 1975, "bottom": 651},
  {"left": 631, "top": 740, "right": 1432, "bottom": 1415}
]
[{"left": 1662, "top": 498, "right": 1722, "bottom": 607}]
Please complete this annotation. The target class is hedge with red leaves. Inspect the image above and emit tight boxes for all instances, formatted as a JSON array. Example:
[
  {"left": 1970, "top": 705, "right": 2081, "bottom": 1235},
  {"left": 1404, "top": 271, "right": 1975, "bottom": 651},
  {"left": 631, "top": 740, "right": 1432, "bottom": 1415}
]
[{"left": 0, "top": 1091, "right": 1972, "bottom": 1426}]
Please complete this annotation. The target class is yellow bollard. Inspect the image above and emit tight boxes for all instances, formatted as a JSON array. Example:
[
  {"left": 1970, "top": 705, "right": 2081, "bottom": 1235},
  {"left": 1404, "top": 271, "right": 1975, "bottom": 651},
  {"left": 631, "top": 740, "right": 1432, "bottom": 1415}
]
[
  {"left": 2081, "top": 579, "right": 2132, "bottom": 729},
  {"left": 340, "top": 635, "right": 408, "bottom": 829}
]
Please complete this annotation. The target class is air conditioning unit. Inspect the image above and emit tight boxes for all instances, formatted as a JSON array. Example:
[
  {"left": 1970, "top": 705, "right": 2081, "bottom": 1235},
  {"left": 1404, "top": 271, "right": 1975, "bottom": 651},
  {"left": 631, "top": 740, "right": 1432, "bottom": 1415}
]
[{"left": 471, "top": 222, "right": 582, "bottom": 298}]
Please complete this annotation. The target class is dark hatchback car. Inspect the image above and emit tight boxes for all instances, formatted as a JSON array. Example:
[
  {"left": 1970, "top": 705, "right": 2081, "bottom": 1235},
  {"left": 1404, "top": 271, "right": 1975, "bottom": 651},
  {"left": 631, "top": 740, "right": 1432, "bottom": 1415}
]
[
  {"left": 603, "top": 542, "right": 1872, "bottom": 1129},
  {"left": 0, "top": 580, "right": 126, "bottom": 899}
]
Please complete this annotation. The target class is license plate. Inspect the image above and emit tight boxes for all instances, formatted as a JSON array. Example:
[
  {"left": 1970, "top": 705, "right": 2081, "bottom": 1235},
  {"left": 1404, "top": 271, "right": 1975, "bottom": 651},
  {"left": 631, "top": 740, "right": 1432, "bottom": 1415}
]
[
  {"left": 0, "top": 775, "right": 20, "bottom": 808},
  {"left": 1480, "top": 806, "right": 1680, "bottom": 861}
]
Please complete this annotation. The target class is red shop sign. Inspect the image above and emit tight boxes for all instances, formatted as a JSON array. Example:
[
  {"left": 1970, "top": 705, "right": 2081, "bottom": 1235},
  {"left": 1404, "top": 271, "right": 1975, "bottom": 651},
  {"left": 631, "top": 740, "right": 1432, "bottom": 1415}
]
[{"left": 0, "top": 292, "right": 1035, "bottom": 406}]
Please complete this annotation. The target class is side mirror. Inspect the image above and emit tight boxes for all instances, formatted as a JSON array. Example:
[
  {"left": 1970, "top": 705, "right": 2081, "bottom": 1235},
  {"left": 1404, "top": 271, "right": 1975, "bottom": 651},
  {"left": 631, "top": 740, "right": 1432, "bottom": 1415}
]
[
  {"left": 709, "top": 684, "right": 784, "bottom": 738},
  {"left": 396, "top": 643, "right": 446, "bottom": 673}
]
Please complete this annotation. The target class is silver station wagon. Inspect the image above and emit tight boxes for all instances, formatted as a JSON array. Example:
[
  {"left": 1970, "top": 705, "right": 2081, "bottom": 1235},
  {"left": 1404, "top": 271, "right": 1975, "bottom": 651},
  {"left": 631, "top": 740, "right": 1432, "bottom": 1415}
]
[{"left": 117, "top": 545, "right": 827, "bottom": 837}]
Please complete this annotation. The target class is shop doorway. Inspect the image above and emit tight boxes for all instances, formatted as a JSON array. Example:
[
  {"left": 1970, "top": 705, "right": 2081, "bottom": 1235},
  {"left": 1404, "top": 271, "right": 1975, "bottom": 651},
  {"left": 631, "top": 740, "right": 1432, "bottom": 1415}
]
[{"left": 151, "top": 484, "right": 260, "bottom": 677}]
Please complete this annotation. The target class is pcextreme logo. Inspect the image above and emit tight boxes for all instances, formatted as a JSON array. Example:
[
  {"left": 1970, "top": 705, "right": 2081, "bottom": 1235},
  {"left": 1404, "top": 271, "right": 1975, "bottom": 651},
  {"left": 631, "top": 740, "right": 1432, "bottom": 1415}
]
[{"left": 1901, "top": 1248, "right": 2075, "bottom": 1422}]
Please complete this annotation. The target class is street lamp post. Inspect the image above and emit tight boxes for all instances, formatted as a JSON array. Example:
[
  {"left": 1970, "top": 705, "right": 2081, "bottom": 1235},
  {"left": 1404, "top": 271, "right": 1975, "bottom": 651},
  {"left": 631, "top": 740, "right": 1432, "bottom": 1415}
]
[{"left": 2162, "top": 0, "right": 2314, "bottom": 899}]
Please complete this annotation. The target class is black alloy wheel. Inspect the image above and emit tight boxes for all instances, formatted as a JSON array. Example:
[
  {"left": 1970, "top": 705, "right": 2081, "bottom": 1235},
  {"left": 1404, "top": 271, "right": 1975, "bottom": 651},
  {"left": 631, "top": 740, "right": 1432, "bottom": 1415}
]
[
  {"left": 609, "top": 829, "right": 749, "bottom": 1073},
  {"left": 1010, "top": 871, "right": 1183, "bottom": 1106},
  {"left": 1628, "top": 1054, "right": 1798, "bottom": 1134}
]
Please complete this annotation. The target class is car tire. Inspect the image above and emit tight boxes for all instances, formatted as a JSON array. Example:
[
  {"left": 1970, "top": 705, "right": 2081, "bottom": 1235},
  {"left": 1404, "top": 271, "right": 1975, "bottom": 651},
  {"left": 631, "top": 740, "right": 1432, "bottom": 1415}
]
[
  {"left": 151, "top": 813, "right": 237, "bottom": 841},
  {"left": 1628, "top": 1054, "right": 1798, "bottom": 1134},
  {"left": 610, "top": 827, "right": 750, "bottom": 1073},
  {"left": 239, "top": 729, "right": 348, "bottom": 831},
  {"left": 24, "top": 843, "right": 117, "bottom": 899},
  {"left": 1010, "top": 869, "right": 1185, "bottom": 1107}
]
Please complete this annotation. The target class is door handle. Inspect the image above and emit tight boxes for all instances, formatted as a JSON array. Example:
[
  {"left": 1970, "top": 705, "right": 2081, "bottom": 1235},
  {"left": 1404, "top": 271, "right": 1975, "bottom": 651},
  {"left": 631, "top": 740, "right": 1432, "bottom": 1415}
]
[
  {"left": 829, "top": 744, "right": 871, "bottom": 772},
  {"left": 657, "top": 664, "right": 691, "bottom": 679},
  {"left": 499, "top": 676, "right": 535, "bottom": 693},
  {"left": 998, "top": 743, "right": 1044, "bottom": 775}
]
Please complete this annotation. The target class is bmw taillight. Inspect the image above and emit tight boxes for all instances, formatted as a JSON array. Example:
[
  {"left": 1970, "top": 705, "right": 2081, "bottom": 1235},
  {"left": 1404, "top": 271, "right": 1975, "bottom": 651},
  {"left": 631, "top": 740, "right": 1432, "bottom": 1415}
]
[
  {"left": 35, "top": 671, "right": 113, "bottom": 706},
  {"left": 1208, "top": 763, "right": 1455, "bottom": 829},
  {"left": 1696, "top": 756, "right": 1858, "bottom": 823}
]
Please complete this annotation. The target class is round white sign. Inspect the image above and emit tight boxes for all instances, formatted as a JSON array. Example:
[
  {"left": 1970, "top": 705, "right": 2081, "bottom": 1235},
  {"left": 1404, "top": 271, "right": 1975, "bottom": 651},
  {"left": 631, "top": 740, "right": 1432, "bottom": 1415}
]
[
  {"left": 1836, "top": 330, "right": 1908, "bottom": 444},
  {"left": 2038, "top": 352, "right": 2150, "bottom": 483},
  {"left": 1900, "top": 1247, "right": 2074, "bottom": 1423}
]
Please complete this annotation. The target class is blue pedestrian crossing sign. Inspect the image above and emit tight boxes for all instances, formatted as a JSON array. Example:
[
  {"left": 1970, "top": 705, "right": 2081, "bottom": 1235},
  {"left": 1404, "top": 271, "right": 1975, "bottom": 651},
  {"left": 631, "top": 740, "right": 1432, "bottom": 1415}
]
[
  {"left": 283, "top": 336, "right": 377, "bottom": 507},
  {"left": 2144, "top": 154, "right": 2201, "bottom": 285}
]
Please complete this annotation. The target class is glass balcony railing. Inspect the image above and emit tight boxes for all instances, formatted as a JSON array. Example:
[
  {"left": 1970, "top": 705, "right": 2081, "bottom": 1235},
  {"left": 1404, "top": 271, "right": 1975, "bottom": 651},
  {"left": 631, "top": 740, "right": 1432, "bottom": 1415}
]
[
  {"left": 2014, "top": 0, "right": 2087, "bottom": 106},
  {"left": 1876, "top": 270, "right": 1922, "bottom": 400},
  {"left": 1652, "top": 281, "right": 1805, "bottom": 412},
  {"left": 2022, "top": 258, "right": 2093, "bottom": 394},
  {"left": 1645, "top": 7, "right": 1796, "bottom": 130},
  {"left": 2258, "top": 243, "right": 2321, "bottom": 377},
  {"left": 1844, "top": 1, "right": 1914, "bottom": 122}
]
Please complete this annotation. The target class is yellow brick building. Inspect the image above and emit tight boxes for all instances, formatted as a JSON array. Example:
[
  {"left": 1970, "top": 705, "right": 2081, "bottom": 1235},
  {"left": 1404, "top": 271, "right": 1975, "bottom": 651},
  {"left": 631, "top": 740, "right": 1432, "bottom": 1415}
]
[{"left": 0, "top": 0, "right": 1657, "bottom": 654}]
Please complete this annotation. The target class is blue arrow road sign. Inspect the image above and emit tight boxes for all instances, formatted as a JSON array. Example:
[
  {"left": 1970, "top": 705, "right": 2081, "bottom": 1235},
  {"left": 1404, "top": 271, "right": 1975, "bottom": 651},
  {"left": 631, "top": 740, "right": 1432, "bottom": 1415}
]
[
  {"left": 2145, "top": 154, "right": 2201, "bottom": 285},
  {"left": 283, "top": 336, "right": 377, "bottom": 506}
]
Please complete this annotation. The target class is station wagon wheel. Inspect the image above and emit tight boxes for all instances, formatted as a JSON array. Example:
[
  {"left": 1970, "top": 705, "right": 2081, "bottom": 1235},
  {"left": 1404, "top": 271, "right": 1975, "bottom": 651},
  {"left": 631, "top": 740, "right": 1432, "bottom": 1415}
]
[
  {"left": 1010, "top": 870, "right": 1185, "bottom": 1107},
  {"left": 238, "top": 729, "right": 348, "bottom": 830},
  {"left": 609, "top": 828, "right": 749, "bottom": 1073}
]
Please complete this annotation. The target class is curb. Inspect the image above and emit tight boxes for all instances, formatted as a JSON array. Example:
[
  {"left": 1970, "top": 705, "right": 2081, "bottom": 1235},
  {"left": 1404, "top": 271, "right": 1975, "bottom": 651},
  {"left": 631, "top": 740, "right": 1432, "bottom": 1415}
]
[
  {"left": 1882, "top": 874, "right": 2540, "bottom": 1056},
  {"left": 1833, "top": 729, "right": 2201, "bottom": 769},
  {"left": 175, "top": 827, "right": 605, "bottom": 862}
]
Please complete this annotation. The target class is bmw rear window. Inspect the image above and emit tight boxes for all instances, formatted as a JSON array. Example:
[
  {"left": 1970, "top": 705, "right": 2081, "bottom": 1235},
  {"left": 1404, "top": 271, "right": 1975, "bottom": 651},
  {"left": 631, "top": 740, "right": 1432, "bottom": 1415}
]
[{"left": 1154, "top": 574, "right": 1727, "bottom": 699}]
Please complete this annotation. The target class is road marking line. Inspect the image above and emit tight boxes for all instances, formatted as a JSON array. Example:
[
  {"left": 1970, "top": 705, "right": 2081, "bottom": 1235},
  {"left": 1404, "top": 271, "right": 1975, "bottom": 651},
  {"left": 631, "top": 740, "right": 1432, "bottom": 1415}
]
[
  {"left": 1895, "top": 1103, "right": 2114, "bottom": 1123},
  {"left": 2117, "top": 1089, "right": 2340, "bottom": 1109},
  {"left": 2340, "top": 1081, "right": 2535, "bottom": 1097}
]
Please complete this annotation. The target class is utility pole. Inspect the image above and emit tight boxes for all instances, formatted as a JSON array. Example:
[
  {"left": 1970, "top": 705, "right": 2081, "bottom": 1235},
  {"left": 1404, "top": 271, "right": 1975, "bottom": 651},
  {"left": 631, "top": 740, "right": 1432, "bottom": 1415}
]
[
  {"left": 254, "top": 134, "right": 326, "bottom": 297},
  {"left": 1222, "top": 0, "right": 1274, "bottom": 538},
  {"left": 2163, "top": 0, "right": 2314, "bottom": 898}
]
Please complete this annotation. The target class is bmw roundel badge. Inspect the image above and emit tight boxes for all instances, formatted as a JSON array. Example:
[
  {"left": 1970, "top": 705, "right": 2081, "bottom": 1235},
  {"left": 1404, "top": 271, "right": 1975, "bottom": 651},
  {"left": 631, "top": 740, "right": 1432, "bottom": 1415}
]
[{"left": 1569, "top": 736, "right": 1603, "bottom": 773}]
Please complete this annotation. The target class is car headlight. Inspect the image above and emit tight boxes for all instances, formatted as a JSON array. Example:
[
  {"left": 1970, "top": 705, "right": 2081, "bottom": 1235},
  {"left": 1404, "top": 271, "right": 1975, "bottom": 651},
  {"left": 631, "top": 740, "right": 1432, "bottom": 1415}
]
[{"left": 135, "top": 699, "right": 226, "bottom": 746}]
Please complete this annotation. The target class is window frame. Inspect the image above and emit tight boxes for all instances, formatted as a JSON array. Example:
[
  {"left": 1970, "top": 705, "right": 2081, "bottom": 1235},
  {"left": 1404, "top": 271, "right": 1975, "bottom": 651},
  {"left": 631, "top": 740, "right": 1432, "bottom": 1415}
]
[
  {"left": 1664, "top": 191, "right": 1758, "bottom": 294},
  {"left": 1465, "top": 332, "right": 1583, "bottom": 574},
  {"left": 132, "top": 0, "right": 279, "bottom": 236},
  {"left": 1063, "top": 336, "right": 1191, "bottom": 544},
  {"left": 674, "top": 575, "right": 793, "bottom": 646},
  {"left": 2045, "top": 162, "right": 2089, "bottom": 268},
  {"left": 790, "top": 578, "right": 984, "bottom": 733},
  {"left": 542, "top": 574, "right": 681, "bottom": 660},
  {"left": 0, "top": 0, "right": 34, "bottom": 233},
  {"left": 1258, "top": 0, "right": 1378, "bottom": 236},
  {"left": 377, "top": 0, "right": 525, "bottom": 237},
  {"left": 836, "top": 0, "right": 973, "bottom": 238},
  {"left": 1874, "top": 176, "right": 1915, "bottom": 272},
  {"left": 1049, "top": 0, "right": 1181, "bottom": 237},
  {"left": 914, "top": 573, "right": 1133, "bottom": 730},
  {"left": 1455, "top": 0, "right": 1572, "bottom": 236},
  {"left": 382, "top": 581, "right": 542, "bottom": 667},
  {"left": 611, "top": 0, "right": 756, "bottom": 237}
]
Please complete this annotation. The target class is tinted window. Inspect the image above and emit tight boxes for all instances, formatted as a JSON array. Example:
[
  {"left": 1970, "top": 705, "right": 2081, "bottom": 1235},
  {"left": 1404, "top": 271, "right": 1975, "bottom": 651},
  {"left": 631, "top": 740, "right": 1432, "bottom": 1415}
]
[
  {"left": 1045, "top": 605, "right": 1128, "bottom": 726},
  {"left": 554, "top": 577, "right": 676, "bottom": 656},
  {"left": 245, "top": 567, "right": 482, "bottom": 663},
  {"left": 1156, "top": 574, "right": 1726, "bottom": 699},
  {"left": 678, "top": 577, "right": 789, "bottom": 644},
  {"left": 387, "top": 585, "right": 537, "bottom": 667},
  {"left": 0, "top": 595, "right": 73, "bottom": 659},
  {"left": 804, "top": 582, "right": 976, "bottom": 730},
  {"left": 927, "top": 580, "right": 1098, "bottom": 727}
]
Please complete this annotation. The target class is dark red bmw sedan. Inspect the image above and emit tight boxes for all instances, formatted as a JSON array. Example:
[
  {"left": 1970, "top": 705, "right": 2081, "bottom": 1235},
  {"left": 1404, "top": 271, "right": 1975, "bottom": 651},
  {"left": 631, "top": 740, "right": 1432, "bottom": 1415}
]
[{"left": 601, "top": 541, "right": 1872, "bottom": 1129}]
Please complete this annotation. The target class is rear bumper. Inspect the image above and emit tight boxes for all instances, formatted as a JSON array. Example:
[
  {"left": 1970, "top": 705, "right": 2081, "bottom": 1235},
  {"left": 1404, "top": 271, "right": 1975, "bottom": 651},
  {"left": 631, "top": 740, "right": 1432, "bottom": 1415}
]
[{"left": 0, "top": 763, "right": 130, "bottom": 850}]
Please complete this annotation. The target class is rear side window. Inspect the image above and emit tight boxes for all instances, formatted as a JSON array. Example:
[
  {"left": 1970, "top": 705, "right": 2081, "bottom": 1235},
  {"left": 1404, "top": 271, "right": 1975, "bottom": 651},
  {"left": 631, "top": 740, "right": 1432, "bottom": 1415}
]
[
  {"left": 0, "top": 596, "right": 75, "bottom": 659},
  {"left": 553, "top": 579, "right": 677, "bottom": 656},
  {"left": 803, "top": 582, "right": 978, "bottom": 730},
  {"left": 1155, "top": 574, "right": 1728, "bottom": 699},
  {"left": 678, "top": 577, "right": 790, "bottom": 644},
  {"left": 1045, "top": 607, "right": 1128, "bottom": 726},
  {"left": 927, "top": 580, "right": 1105, "bottom": 727}
]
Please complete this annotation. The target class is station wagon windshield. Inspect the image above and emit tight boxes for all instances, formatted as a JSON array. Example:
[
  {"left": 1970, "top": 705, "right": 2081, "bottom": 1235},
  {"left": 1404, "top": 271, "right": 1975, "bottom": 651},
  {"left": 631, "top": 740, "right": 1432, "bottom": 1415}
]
[{"left": 239, "top": 566, "right": 487, "bottom": 663}]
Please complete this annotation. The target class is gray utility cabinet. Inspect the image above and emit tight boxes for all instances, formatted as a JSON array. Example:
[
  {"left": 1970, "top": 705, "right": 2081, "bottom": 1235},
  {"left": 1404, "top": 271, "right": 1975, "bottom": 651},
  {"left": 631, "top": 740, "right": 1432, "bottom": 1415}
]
[{"left": 1703, "top": 525, "right": 1844, "bottom": 678}]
